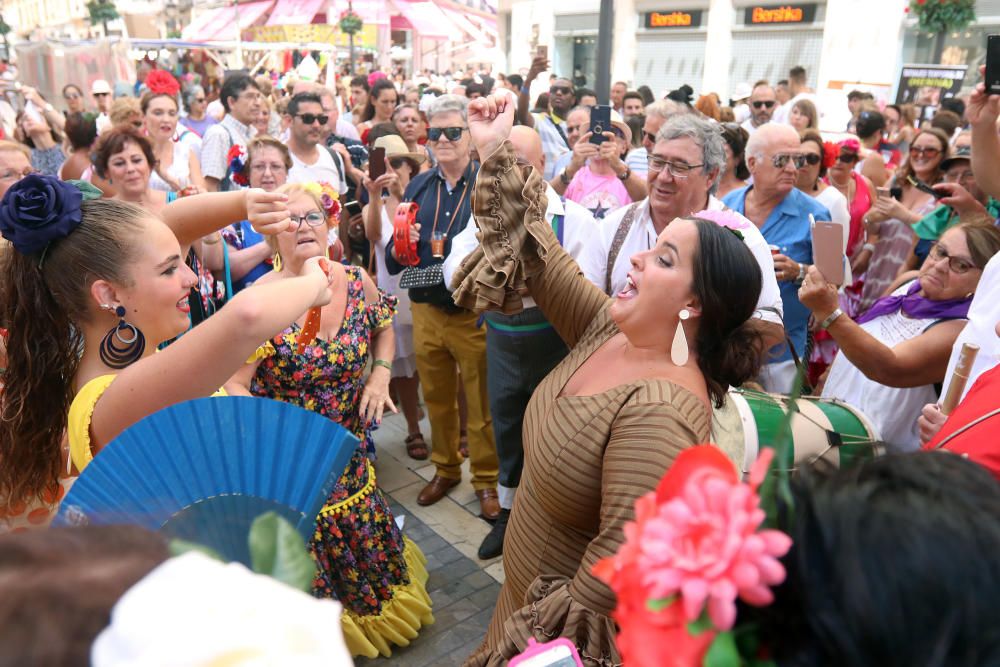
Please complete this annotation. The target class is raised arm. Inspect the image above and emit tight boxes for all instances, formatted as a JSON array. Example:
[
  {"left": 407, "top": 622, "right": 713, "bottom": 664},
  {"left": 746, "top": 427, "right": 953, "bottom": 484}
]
[
  {"left": 969, "top": 66, "right": 1000, "bottom": 201},
  {"left": 457, "top": 93, "right": 609, "bottom": 347},
  {"left": 162, "top": 189, "right": 292, "bottom": 250}
]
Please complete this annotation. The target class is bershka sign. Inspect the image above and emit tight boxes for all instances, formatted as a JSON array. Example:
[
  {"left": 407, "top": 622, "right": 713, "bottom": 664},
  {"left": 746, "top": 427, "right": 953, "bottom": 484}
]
[
  {"left": 644, "top": 10, "right": 704, "bottom": 28},
  {"left": 744, "top": 4, "right": 818, "bottom": 25}
]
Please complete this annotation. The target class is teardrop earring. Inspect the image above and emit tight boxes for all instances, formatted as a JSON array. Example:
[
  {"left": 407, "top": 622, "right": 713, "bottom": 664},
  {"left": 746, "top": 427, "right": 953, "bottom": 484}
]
[
  {"left": 273, "top": 252, "right": 282, "bottom": 272},
  {"left": 670, "top": 308, "right": 690, "bottom": 366},
  {"left": 99, "top": 305, "right": 146, "bottom": 369}
]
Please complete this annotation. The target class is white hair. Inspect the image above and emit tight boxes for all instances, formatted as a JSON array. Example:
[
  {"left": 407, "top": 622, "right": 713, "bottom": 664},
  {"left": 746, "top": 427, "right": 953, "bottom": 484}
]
[
  {"left": 645, "top": 99, "right": 686, "bottom": 121},
  {"left": 427, "top": 94, "right": 469, "bottom": 124},
  {"left": 745, "top": 123, "right": 800, "bottom": 160}
]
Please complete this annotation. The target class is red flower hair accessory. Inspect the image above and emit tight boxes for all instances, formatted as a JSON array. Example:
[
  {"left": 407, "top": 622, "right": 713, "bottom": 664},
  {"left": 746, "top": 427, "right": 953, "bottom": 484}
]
[
  {"left": 822, "top": 141, "right": 840, "bottom": 169},
  {"left": 145, "top": 70, "right": 180, "bottom": 97},
  {"left": 593, "top": 445, "right": 791, "bottom": 666},
  {"left": 303, "top": 182, "right": 342, "bottom": 220}
]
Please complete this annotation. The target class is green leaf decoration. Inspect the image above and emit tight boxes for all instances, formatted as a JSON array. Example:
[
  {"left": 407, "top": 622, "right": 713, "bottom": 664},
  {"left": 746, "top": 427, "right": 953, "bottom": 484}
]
[
  {"left": 909, "top": 0, "right": 976, "bottom": 35},
  {"left": 704, "top": 631, "right": 741, "bottom": 667},
  {"left": 68, "top": 179, "right": 104, "bottom": 201},
  {"left": 687, "top": 609, "right": 714, "bottom": 636},
  {"left": 248, "top": 511, "right": 316, "bottom": 593},
  {"left": 168, "top": 537, "right": 224, "bottom": 562},
  {"left": 646, "top": 595, "right": 677, "bottom": 613}
]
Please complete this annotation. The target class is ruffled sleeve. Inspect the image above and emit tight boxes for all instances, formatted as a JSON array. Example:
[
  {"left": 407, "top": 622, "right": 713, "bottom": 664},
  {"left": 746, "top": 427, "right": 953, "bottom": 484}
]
[
  {"left": 452, "top": 141, "right": 610, "bottom": 349},
  {"left": 246, "top": 341, "right": 276, "bottom": 365},
  {"left": 68, "top": 374, "right": 118, "bottom": 473},
  {"left": 365, "top": 287, "right": 398, "bottom": 331}
]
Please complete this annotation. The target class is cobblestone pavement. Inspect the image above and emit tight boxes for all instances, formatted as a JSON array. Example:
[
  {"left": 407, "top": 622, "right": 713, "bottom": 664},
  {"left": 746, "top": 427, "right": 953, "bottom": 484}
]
[{"left": 356, "top": 411, "right": 505, "bottom": 666}]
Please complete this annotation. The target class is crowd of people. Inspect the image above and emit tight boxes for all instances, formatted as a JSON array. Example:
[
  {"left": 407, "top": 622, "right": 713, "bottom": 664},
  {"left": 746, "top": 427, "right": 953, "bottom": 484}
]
[{"left": 0, "top": 47, "right": 999, "bottom": 666}]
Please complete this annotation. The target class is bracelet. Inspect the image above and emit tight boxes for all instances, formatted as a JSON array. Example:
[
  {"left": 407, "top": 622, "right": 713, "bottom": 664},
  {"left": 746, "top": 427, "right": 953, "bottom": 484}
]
[
  {"left": 373, "top": 359, "right": 392, "bottom": 371},
  {"left": 559, "top": 170, "right": 572, "bottom": 185},
  {"left": 819, "top": 308, "right": 844, "bottom": 330},
  {"left": 795, "top": 263, "right": 808, "bottom": 285},
  {"left": 617, "top": 165, "right": 631, "bottom": 181},
  {"left": 862, "top": 242, "right": 876, "bottom": 254},
  {"left": 520, "top": 85, "right": 530, "bottom": 95}
]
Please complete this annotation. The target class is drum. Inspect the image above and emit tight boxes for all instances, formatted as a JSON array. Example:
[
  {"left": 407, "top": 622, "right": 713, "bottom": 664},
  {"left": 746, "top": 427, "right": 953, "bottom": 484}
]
[{"left": 712, "top": 388, "right": 883, "bottom": 475}]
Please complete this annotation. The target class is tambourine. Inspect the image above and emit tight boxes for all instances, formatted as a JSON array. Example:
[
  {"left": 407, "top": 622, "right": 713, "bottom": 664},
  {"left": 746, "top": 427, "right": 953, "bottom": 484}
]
[{"left": 393, "top": 202, "right": 420, "bottom": 266}]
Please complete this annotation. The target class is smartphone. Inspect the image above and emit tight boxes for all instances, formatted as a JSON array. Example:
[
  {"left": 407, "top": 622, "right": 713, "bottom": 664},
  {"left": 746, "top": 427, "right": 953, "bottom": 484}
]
[
  {"left": 536, "top": 44, "right": 548, "bottom": 60},
  {"left": 509, "top": 638, "right": 583, "bottom": 667},
  {"left": 589, "top": 104, "right": 611, "bottom": 145},
  {"left": 876, "top": 187, "right": 891, "bottom": 200},
  {"left": 369, "top": 147, "right": 386, "bottom": 180},
  {"left": 344, "top": 200, "right": 362, "bottom": 218},
  {"left": 890, "top": 185, "right": 903, "bottom": 201},
  {"left": 812, "top": 219, "right": 846, "bottom": 286},
  {"left": 987, "top": 34, "right": 1000, "bottom": 95}
]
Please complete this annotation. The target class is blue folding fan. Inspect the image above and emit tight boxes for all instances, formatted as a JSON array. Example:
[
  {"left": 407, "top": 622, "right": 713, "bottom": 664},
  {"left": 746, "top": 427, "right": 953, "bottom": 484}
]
[{"left": 54, "top": 396, "right": 358, "bottom": 567}]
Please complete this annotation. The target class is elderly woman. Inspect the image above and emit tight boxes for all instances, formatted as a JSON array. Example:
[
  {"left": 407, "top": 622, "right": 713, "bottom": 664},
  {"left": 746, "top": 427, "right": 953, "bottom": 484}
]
[
  {"left": 392, "top": 102, "right": 432, "bottom": 169},
  {"left": 92, "top": 127, "right": 171, "bottom": 213},
  {"left": 180, "top": 85, "right": 217, "bottom": 137},
  {"left": 800, "top": 222, "right": 1000, "bottom": 451},
  {"left": 457, "top": 94, "right": 765, "bottom": 665}
]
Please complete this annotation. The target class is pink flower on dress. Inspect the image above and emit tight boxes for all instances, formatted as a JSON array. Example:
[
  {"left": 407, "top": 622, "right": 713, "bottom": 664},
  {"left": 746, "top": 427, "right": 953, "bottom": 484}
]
[{"left": 635, "top": 446, "right": 791, "bottom": 631}]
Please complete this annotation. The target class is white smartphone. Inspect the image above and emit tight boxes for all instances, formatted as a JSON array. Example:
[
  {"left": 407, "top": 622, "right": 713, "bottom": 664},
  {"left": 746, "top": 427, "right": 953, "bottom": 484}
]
[{"left": 509, "top": 638, "right": 583, "bottom": 667}]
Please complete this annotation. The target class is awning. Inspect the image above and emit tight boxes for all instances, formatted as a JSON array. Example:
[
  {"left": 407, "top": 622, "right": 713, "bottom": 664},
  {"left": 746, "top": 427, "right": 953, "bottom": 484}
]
[
  {"left": 391, "top": 0, "right": 455, "bottom": 39},
  {"left": 266, "top": 0, "right": 324, "bottom": 26},
  {"left": 328, "top": 0, "right": 390, "bottom": 26},
  {"left": 182, "top": 1, "right": 275, "bottom": 41},
  {"left": 438, "top": 6, "right": 490, "bottom": 44}
]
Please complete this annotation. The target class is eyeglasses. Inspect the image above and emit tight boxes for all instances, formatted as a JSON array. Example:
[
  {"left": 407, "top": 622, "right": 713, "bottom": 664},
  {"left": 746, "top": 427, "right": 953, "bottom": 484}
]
[
  {"left": 550, "top": 86, "right": 573, "bottom": 95},
  {"left": 945, "top": 169, "right": 975, "bottom": 183},
  {"left": 64, "top": 93, "right": 81, "bottom": 100},
  {"left": 910, "top": 146, "right": 941, "bottom": 158},
  {"left": 800, "top": 153, "right": 821, "bottom": 166},
  {"left": 643, "top": 131, "right": 657, "bottom": 144},
  {"left": 295, "top": 113, "right": 329, "bottom": 125},
  {"left": 0, "top": 167, "right": 37, "bottom": 181},
  {"left": 837, "top": 153, "right": 859, "bottom": 164},
  {"left": 770, "top": 153, "right": 807, "bottom": 169},
  {"left": 427, "top": 126, "right": 465, "bottom": 142},
  {"left": 647, "top": 155, "right": 704, "bottom": 178},
  {"left": 289, "top": 211, "right": 326, "bottom": 229},
  {"left": 929, "top": 242, "right": 977, "bottom": 274},
  {"left": 751, "top": 100, "right": 776, "bottom": 109},
  {"left": 250, "top": 162, "right": 287, "bottom": 174},
  {"left": 567, "top": 123, "right": 587, "bottom": 134}
]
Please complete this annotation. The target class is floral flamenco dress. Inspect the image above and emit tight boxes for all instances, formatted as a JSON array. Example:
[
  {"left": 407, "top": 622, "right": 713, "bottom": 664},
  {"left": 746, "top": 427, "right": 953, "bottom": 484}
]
[{"left": 247, "top": 267, "right": 433, "bottom": 658}]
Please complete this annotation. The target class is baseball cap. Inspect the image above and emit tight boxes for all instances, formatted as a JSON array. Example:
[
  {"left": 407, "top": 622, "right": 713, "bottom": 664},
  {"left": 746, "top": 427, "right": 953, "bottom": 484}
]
[{"left": 91, "top": 79, "right": 112, "bottom": 95}]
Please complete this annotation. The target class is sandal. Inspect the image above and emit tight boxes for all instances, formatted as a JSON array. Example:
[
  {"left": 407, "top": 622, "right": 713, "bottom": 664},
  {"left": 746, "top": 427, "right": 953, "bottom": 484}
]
[
  {"left": 405, "top": 433, "right": 429, "bottom": 460},
  {"left": 459, "top": 432, "right": 469, "bottom": 459}
]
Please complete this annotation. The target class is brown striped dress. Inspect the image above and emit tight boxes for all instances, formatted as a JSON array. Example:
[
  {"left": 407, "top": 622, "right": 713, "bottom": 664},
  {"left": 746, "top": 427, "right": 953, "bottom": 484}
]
[{"left": 452, "top": 142, "right": 711, "bottom": 667}]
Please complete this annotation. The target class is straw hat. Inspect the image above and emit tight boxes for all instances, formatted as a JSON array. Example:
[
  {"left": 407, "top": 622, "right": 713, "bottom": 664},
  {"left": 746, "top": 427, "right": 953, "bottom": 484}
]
[{"left": 373, "top": 134, "right": 426, "bottom": 165}]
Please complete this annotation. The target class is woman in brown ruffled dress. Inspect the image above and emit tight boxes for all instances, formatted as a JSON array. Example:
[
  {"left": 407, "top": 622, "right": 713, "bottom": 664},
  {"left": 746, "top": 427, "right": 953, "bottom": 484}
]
[{"left": 454, "top": 94, "right": 765, "bottom": 666}]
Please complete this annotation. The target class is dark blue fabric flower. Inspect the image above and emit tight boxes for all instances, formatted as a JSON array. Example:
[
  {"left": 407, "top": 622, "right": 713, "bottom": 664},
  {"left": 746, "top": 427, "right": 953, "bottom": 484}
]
[{"left": 0, "top": 174, "right": 83, "bottom": 256}]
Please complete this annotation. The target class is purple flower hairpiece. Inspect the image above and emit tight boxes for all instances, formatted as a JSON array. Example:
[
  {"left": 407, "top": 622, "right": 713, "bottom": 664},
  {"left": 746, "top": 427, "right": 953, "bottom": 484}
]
[{"left": 692, "top": 208, "right": 749, "bottom": 241}]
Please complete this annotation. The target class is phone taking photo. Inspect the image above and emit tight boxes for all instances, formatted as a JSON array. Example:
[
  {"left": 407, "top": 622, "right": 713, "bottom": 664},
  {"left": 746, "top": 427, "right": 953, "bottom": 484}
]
[
  {"left": 369, "top": 147, "right": 386, "bottom": 180},
  {"left": 589, "top": 104, "right": 611, "bottom": 145},
  {"left": 811, "top": 217, "right": 846, "bottom": 286},
  {"left": 987, "top": 34, "right": 1000, "bottom": 95}
]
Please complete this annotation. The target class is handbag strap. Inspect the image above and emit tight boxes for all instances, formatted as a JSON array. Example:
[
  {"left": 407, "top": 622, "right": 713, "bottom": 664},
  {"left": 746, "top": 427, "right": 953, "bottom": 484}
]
[
  {"left": 932, "top": 407, "right": 1000, "bottom": 450},
  {"left": 604, "top": 202, "right": 641, "bottom": 295},
  {"left": 222, "top": 238, "right": 233, "bottom": 300}
]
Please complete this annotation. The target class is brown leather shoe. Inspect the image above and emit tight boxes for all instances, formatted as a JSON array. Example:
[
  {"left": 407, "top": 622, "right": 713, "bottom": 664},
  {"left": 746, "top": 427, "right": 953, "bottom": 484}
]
[
  {"left": 476, "top": 488, "right": 501, "bottom": 521},
  {"left": 417, "top": 475, "right": 460, "bottom": 506}
]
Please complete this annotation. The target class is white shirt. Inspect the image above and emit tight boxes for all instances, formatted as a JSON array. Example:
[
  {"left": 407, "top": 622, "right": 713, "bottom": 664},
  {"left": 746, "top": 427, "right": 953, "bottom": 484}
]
[
  {"left": 941, "top": 252, "right": 1000, "bottom": 403},
  {"left": 336, "top": 117, "right": 361, "bottom": 141},
  {"left": 444, "top": 184, "right": 596, "bottom": 309},
  {"left": 741, "top": 118, "right": 770, "bottom": 136},
  {"left": 772, "top": 92, "right": 818, "bottom": 126},
  {"left": 287, "top": 145, "right": 348, "bottom": 195},
  {"left": 578, "top": 196, "right": 784, "bottom": 326}
]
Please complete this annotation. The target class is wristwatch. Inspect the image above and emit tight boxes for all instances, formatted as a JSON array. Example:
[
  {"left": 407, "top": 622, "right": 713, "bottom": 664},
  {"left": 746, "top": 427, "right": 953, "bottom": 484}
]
[
  {"left": 819, "top": 308, "right": 844, "bottom": 330},
  {"left": 795, "top": 263, "right": 808, "bottom": 285},
  {"left": 559, "top": 170, "right": 572, "bottom": 185},
  {"left": 617, "top": 165, "right": 631, "bottom": 181}
]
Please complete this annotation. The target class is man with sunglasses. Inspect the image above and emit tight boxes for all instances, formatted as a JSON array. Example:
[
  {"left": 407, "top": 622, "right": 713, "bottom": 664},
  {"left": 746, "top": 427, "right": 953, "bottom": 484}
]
[
  {"left": 284, "top": 92, "right": 348, "bottom": 196},
  {"left": 741, "top": 81, "right": 777, "bottom": 136},
  {"left": 516, "top": 54, "right": 577, "bottom": 180},
  {"left": 384, "top": 94, "right": 500, "bottom": 521},
  {"left": 201, "top": 73, "right": 261, "bottom": 192},
  {"left": 723, "top": 123, "right": 831, "bottom": 393},
  {"left": 579, "top": 113, "right": 784, "bottom": 351}
]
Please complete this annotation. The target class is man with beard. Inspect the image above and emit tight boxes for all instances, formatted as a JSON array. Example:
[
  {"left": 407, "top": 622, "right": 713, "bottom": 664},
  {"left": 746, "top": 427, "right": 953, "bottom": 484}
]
[{"left": 283, "top": 92, "right": 347, "bottom": 194}]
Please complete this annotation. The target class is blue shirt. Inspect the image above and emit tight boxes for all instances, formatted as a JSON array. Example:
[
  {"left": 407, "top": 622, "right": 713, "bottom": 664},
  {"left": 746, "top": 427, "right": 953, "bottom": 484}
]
[
  {"left": 385, "top": 162, "right": 479, "bottom": 306},
  {"left": 723, "top": 186, "right": 830, "bottom": 364}
]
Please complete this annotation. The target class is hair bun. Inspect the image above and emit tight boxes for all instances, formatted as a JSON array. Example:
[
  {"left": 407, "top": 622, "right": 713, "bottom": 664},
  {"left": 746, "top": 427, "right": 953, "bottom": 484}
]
[{"left": 0, "top": 175, "right": 85, "bottom": 257}]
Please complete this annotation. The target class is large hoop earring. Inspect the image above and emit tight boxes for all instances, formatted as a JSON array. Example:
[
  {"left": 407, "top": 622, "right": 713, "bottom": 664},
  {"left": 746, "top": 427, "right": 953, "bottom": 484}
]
[
  {"left": 100, "top": 305, "right": 146, "bottom": 369},
  {"left": 670, "top": 308, "right": 690, "bottom": 366},
  {"left": 273, "top": 252, "right": 282, "bottom": 272}
]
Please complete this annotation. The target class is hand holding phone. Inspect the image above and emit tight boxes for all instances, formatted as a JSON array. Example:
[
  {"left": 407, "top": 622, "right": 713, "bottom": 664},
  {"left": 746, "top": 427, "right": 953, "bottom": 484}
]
[
  {"left": 811, "top": 217, "right": 846, "bottom": 286},
  {"left": 369, "top": 147, "right": 386, "bottom": 180},
  {"left": 589, "top": 105, "right": 611, "bottom": 145},
  {"left": 987, "top": 34, "right": 1000, "bottom": 95}
]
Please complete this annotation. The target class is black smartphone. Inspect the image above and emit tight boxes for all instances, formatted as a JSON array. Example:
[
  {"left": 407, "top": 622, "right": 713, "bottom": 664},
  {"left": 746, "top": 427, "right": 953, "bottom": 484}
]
[
  {"left": 890, "top": 186, "right": 903, "bottom": 201},
  {"left": 987, "top": 34, "right": 1000, "bottom": 95},
  {"left": 344, "top": 200, "right": 362, "bottom": 218},
  {"left": 589, "top": 104, "right": 611, "bottom": 145},
  {"left": 369, "top": 147, "right": 386, "bottom": 180}
]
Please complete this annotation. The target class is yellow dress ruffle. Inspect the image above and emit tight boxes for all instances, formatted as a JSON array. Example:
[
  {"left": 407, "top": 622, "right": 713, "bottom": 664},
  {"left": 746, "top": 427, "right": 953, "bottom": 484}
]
[{"left": 339, "top": 536, "right": 435, "bottom": 658}]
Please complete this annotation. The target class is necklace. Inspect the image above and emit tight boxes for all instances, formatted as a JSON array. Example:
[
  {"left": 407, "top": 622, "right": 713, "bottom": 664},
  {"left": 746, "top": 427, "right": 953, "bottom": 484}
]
[{"left": 430, "top": 164, "right": 473, "bottom": 241}]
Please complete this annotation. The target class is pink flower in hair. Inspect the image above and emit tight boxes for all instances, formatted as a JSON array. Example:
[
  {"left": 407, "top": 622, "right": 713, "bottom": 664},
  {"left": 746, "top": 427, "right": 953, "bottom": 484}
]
[
  {"left": 693, "top": 208, "right": 750, "bottom": 241},
  {"left": 837, "top": 138, "right": 861, "bottom": 154}
]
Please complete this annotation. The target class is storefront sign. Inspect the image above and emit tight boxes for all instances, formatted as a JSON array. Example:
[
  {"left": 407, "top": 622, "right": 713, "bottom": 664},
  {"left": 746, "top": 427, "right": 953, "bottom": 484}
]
[
  {"left": 644, "top": 10, "right": 703, "bottom": 29},
  {"left": 744, "top": 4, "right": 817, "bottom": 25},
  {"left": 895, "top": 63, "right": 968, "bottom": 106}
]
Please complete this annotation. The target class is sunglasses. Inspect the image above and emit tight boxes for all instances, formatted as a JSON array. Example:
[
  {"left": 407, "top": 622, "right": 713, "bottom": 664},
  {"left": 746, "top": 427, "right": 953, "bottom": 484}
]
[
  {"left": 427, "top": 126, "right": 465, "bottom": 142},
  {"left": 296, "top": 113, "right": 329, "bottom": 125},
  {"left": 752, "top": 100, "right": 776, "bottom": 109},
  {"left": 910, "top": 146, "right": 941, "bottom": 158},
  {"left": 770, "top": 153, "right": 808, "bottom": 169},
  {"left": 643, "top": 130, "right": 657, "bottom": 144},
  {"left": 800, "top": 153, "right": 822, "bottom": 166},
  {"left": 389, "top": 157, "right": 411, "bottom": 169},
  {"left": 837, "top": 153, "right": 859, "bottom": 164},
  {"left": 93, "top": 92, "right": 110, "bottom": 97},
  {"left": 64, "top": 93, "right": 81, "bottom": 100},
  {"left": 550, "top": 86, "right": 573, "bottom": 95}
]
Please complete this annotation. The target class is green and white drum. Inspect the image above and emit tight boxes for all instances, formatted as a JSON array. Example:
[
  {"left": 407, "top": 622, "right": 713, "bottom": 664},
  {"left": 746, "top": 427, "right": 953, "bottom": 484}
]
[{"left": 712, "top": 388, "right": 883, "bottom": 474}]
